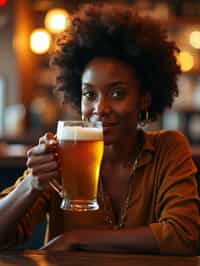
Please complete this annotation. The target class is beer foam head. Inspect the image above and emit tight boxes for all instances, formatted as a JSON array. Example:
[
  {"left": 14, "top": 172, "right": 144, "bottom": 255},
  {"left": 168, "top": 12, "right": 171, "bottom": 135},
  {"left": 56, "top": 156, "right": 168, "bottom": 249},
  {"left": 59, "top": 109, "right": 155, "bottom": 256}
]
[{"left": 57, "top": 121, "right": 103, "bottom": 141}]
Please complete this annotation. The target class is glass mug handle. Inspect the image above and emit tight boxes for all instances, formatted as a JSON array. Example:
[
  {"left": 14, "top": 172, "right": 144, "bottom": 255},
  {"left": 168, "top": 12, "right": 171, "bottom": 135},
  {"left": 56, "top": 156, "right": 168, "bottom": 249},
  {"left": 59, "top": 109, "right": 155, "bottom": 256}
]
[
  {"left": 48, "top": 136, "right": 64, "bottom": 198},
  {"left": 49, "top": 179, "right": 64, "bottom": 198}
]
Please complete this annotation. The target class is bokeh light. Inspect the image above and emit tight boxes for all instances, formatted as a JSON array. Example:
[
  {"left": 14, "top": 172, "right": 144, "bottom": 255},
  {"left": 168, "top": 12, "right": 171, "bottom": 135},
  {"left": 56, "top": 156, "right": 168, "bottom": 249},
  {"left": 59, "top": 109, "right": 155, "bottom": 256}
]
[
  {"left": 177, "top": 51, "right": 194, "bottom": 72},
  {"left": 189, "top": 31, "right": 200, "bottom": 49},
  {"left": 30, "top": 28, "right": 51, "bottom": 54},
  {"left": 44, "top": 8, "right": 70, "bottom": 34}
]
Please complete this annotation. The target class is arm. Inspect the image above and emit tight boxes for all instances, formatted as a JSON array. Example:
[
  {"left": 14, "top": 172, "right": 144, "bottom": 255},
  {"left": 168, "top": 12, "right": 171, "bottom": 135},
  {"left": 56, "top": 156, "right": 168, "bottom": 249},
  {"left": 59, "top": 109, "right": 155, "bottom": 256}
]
[
  {"left": 42, "top": 227, "right": 159, "bottom": 254},
  {"left": 0, "top": 133, "right": 58, "bottom": 248},
  {"left": 150, "top": 131, "right": 199, "bottom": 255},
  {"left": 0, "top": 175, "right": 45, "bottom": 248}
]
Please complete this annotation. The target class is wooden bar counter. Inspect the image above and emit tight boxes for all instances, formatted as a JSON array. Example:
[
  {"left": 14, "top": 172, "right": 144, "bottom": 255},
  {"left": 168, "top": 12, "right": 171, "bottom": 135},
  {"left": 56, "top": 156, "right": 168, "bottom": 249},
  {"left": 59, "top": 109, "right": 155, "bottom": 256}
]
[{"left": 0, "top": 250, "right": 199, "bottom": 266}]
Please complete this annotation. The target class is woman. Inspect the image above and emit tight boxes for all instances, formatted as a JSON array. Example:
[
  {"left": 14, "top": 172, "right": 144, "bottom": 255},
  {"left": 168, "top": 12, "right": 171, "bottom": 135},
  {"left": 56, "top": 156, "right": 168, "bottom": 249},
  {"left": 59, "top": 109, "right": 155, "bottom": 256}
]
[{"left": 0, "top": 3, "right": 199, "bottom": 255}]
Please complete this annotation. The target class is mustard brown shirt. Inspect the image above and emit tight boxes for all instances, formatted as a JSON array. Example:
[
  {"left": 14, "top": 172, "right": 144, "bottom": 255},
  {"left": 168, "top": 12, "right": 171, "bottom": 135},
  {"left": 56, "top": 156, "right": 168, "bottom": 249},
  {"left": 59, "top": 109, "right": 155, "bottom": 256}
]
[{"left": 0, "top": 130, "right": 199, "bottom": 254}]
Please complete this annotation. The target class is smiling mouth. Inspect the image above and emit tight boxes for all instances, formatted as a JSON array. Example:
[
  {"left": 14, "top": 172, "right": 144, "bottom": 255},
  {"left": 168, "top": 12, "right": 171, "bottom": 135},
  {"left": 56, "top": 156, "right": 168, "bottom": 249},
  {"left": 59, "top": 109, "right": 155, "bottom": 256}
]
[
  {"left": 103, "top": 123, "right": 119, "bottom": 130},
  {"left": 104, "top": 123, "right": 116, "bottom": 126},
  {"left": 89, "top": 118, "right": 119, "bottom": 129},
  {"left": 103, "top": 121, "right": 118, "bottom": 125}
]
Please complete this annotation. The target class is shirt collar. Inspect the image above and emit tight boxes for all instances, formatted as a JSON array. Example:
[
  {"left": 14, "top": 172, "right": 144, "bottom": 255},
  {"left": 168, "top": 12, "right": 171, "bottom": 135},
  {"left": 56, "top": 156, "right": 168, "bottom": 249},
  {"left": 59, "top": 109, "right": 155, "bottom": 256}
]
[{"left": 137, "top": 130, "right": 156, "bottom": 168}]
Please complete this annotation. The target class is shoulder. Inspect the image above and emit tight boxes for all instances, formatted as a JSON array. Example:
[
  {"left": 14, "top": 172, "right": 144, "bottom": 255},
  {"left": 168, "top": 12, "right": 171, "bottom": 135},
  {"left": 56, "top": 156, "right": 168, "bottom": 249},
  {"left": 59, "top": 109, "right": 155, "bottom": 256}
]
[
  {"left": 157, "top": 129, "right": 189, "bottom": 145},
  {"left": 145, "top": 129, "right": 186, "bottom": 140},
  {"left": 143, "top": 130, "right": 197, "bottom": 182},
  {"left": 145, "top": 129, "right": 190, "bottom": 146},
  {"left": 144, "top": 129, "right": 192, "bottom": 156}
]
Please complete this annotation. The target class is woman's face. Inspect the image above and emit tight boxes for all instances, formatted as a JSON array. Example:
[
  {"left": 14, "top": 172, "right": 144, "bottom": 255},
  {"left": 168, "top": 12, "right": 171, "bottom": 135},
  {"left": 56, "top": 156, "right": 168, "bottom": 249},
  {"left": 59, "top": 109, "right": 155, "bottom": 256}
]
[{"left": 81, "top": 57, "right": 147, "bottom": 145}]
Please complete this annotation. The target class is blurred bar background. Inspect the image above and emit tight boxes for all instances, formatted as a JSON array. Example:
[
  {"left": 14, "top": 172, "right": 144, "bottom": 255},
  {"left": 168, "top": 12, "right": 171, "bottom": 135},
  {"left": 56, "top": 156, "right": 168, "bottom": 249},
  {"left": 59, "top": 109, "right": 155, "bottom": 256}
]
[
  {"left": 1, "top": 0, "right": 200, "bottom": 143},
  {"left": 1, "top": 0, "right": 200, "bottom": 248}
]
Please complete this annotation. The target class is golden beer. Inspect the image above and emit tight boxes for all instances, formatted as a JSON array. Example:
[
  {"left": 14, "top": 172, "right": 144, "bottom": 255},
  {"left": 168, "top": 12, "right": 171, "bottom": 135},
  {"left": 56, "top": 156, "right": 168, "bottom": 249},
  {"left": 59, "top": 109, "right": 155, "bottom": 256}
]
[{"left": 57, "top": 121, "right": 103, "bottom": 211}]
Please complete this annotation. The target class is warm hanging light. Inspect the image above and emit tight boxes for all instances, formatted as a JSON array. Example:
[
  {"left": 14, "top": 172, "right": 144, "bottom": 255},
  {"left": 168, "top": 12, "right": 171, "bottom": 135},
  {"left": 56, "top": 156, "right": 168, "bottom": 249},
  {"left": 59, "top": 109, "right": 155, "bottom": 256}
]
[
  {"left": 177, "top": 51, "right": 194, "bottom": 72},
  {"left": 30, "top": 28, "right": 51, "bottom": 54},
  {"left": 189, "top": 31, "right": 200, "bottom": 49},
  {"left": 44, "top": 8, "right": 70, "bottom": 34}
]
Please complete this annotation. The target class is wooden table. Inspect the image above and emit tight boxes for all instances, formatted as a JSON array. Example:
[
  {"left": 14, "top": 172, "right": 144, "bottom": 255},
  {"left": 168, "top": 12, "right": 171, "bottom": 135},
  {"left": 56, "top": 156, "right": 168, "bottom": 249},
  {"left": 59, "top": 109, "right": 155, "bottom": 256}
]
[{"left": 0, "top": 251, "right": 199, "bottom": 266}]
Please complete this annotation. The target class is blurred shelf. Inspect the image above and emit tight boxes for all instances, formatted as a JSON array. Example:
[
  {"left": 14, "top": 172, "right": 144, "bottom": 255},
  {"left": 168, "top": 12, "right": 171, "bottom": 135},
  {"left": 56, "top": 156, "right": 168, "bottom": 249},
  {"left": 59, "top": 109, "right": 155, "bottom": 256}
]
[
  {"left": 173, "top": 108, "right": 200, "bottom": 113},
  {"left": 0, "top": 130, "right": 44, "bottom": 145},
  {"left": 0, "top": 155, "right": 26, "bottom": 168},
  {"left": 0, "top": 144, "right": 27, "bottom": 167}
]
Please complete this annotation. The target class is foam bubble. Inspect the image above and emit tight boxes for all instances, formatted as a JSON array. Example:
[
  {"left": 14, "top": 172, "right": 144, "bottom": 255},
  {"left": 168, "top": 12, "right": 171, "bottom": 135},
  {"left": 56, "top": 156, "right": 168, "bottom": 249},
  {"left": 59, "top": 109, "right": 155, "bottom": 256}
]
[{"left": 57, "top": 124, "right": 103, "bottom": 141}]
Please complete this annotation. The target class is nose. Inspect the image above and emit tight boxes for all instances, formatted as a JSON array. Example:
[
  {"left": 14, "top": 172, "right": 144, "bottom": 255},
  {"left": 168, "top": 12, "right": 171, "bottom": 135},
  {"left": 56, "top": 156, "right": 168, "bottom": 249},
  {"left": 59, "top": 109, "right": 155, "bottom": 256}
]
[{"left": 93, "top": 95, "right": 111, "bottom": 117}]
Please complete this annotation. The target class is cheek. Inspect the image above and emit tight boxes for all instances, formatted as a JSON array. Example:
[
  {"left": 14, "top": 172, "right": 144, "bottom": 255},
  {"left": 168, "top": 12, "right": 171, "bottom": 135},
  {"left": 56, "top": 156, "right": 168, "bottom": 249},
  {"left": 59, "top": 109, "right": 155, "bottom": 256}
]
[
  {"left": 81, "top": 99, "right": 91, "bottom": 116},
  {"left": 114, "top": 101, "right": 140, "bottom": 124},
  {"left": 114, "top": 100, "right": 139, "bottom": 115}
]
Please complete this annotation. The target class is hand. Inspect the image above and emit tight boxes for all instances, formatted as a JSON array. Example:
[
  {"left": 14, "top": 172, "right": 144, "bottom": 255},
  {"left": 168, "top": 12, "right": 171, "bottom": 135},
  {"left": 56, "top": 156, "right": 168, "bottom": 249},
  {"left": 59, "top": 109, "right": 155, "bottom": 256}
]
[
  {"left": 41, "top": 230, "right": 97, "bottom": 251},
  {"left": 26, "top": 132, "right": 59, "bottom": 192},
  {"left": 41, "top": 231, "right": 79, "bottom": 251},
  {"left": 41, "top": 229, "right": 110, "bottom": 252}
]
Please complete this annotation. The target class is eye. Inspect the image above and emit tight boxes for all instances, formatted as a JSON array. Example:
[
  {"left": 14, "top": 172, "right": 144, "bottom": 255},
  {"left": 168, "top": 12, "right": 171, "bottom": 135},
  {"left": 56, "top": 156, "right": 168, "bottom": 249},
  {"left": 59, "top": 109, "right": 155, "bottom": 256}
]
[
  {"left": 111, "top": 89, "right": 127, "bottom": 99},
  {"left": 82, "top": 90, "right": 97, "bottom": 101}
]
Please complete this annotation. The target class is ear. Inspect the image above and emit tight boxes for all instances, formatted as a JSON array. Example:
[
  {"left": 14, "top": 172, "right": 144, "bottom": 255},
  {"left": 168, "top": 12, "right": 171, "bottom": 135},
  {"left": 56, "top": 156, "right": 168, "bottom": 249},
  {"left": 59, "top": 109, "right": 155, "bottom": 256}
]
[{"left": 139, "top": 92, "right": 151, "bottom": 111}]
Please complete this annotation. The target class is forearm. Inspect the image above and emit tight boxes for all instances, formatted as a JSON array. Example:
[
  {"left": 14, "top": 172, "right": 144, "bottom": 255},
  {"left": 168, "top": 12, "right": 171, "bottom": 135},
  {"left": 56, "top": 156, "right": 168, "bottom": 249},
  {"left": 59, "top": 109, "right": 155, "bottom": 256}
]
[
  {"left": 43, "top": 226, "right": 160, "bottom": 254},
  {"left": 0, "top": 175, "right": 41, "bottom": 247},
  {"left": 77, "top": 227, "right": 159, "bottom": 254}
]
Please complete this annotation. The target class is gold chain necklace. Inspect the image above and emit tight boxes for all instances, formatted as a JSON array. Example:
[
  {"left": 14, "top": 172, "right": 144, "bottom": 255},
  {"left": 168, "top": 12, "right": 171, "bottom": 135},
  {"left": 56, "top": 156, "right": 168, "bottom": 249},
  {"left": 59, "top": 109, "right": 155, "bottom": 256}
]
[{"left": 99, "top": 132, "right": 143, "bottom": 230}]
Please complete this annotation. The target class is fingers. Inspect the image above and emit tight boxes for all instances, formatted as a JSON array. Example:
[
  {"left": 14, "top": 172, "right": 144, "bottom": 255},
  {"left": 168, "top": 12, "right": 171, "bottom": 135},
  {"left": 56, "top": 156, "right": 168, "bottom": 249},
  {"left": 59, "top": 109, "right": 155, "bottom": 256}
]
[
  {"left": 27, "top": 132, "right": 57, "bottom": 155},
  {"left": 27, "top": 142, "right": 57, "bottom": 157},
  {"left": 30, "top": 161, "right": 58, "bottom": 176},
  {"left": 27, "top": 144, "right": 46, "bottom": 157},
  {"left": 26, "top": 153, "right": 55, "bottom": 167},
  {"left": 27, "top": 152, "right": 58, "bottom": 191},
  {"left": 29, "top": 171, "right": 59, "bottom": 191},
  {"left": 39, "top": 132, "right": 56, "bottom": 145},
  {"left": 26, "top": 132, "right": 59, "bottom": 192}
]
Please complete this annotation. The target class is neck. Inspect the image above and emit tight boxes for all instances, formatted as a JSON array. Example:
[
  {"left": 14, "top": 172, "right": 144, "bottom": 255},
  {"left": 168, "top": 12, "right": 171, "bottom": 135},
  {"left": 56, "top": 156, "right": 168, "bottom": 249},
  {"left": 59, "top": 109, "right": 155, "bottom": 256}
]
[{"left": 103, "top": 129, "right": 142, "bottom": 165}]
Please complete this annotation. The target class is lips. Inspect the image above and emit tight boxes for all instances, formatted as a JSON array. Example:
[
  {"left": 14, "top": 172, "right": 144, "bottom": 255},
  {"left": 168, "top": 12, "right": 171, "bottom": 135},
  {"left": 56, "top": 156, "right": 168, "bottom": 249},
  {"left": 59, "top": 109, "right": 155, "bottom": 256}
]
[
  {"left": 102, "top": 123, "right": 119, "bottom": 133},
  {"left": 89, "top": 118, "right": 119, "bottom": 130},
  {"left": 103, "top": 123, "right": 118, "bottom": 127}
]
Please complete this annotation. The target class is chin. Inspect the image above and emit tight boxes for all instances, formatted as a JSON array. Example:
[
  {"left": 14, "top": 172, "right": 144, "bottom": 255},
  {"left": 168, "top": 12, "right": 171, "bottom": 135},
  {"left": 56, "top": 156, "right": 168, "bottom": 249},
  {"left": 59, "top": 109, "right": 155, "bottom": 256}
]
[
  {"left": 104, "top": 140, "right": 113, "bottom": 145},
  {"left": 103, "top": 136, "right": 116, "bottom": 145}
]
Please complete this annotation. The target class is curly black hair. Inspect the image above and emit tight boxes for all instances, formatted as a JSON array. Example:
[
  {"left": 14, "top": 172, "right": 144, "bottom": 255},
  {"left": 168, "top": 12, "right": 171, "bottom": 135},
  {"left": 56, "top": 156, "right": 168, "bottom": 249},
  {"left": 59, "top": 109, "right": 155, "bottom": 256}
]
[{"left": 50, "top": 3, "right": 181, "bottom": 121}]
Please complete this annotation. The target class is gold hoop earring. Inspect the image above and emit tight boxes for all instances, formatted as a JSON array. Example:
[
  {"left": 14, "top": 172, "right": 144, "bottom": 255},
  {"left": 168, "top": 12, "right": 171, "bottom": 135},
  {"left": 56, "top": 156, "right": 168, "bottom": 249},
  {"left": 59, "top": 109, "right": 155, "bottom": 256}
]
[
  {"left": 138, "top": 110, "right": 150, "bottom": 127},
  {"left": 138, "top": 111, "right": 145, "bottom": 127}
]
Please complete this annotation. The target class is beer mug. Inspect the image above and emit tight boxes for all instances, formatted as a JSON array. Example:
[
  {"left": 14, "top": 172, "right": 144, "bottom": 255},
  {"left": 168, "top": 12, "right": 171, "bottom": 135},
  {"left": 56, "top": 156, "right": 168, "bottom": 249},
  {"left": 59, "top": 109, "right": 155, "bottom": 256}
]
[{"left": 51, "top": 120, "right": 104, "bottom": 211}]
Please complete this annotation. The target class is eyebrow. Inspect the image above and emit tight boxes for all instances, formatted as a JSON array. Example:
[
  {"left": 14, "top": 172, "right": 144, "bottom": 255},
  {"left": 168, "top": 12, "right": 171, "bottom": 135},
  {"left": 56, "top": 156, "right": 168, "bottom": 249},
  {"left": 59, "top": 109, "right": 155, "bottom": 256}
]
[
  {"left": 82, "top": 81, "right": 128, "bottom": 87},
  {"left": 108, "top": 81, "right": 127, "bottom": 87},
  {"left": 82, "top": 82, "right": 93, "bottom": 87}
]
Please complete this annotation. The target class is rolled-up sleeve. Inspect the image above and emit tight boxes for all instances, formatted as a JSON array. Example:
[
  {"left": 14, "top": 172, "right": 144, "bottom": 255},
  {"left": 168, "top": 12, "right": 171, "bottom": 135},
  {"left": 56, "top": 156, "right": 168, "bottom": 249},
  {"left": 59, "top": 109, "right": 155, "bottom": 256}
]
[
  {"left": 0, "top": 171, "right": 50, "bottom": 245},
  {"left": 149, "top": 131, "right": 200, "bottom": 255}
]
